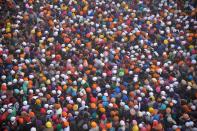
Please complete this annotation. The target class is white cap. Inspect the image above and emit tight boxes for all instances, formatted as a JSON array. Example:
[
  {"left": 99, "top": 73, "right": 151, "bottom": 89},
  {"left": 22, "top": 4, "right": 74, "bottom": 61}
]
[
  {"left": 83, "top": 124, "right": 88, "bottom": 129},
  {"left": 55, "top": 75, "right": 60, "bottom": 79},
  {"left": 113, "top": 65, "right": 118, "bottom": 69},
  {"left": 112, "top": 76, "right": 116, "bottom": 81},
  {"left": 170, "top": 99, "right": 176, "bottom": 104},
  {"left": 149, "top": 92, "right": 153, "bottom": 97},
  {"left": 52, "top": 90, "right": 56, "bottom": 94},
  {"left": 157, "top": 68, "right": 162, "bottom": 74},
  {"left": 51, "top": 77, "right": 56, "bottom": 82},
  {"left": 11, "top": 70, "right": 15, "bottom": 75},
  {"left": 1, "top": 95, "right": 6, "bottom": 99},
  {"left": 189, "top": 121, "right": 194, "bottom": 126},
  {"left": 169, "top": 88, "right": 174, "bottom": 92},
  {"left": 120, "top": 102, "right": 125, "bottom": 106},
  {"left": 30, "top": 127, "right": 37, "bottom": 131},
  {"left": 1, "top": 75, "right": 6, "bottom": 80},
  {"left": 42, "top": 87, "right": 47, "bottom": 92},
  {"left": 133, "top": 76, "right": 138, "bottom": 82},
  {"left": 8, "top": 109, "right": 13, "bottom": 113},
  {"left": 10, "top": 116, "right": 16, "bottom": 122},
  {"left": 104, "top": 92, "right": 108, "bottom": 96},
  {"left": 29, "top": 74, "right": 34, "bottom": 79},
  {"left": 41, "top": 58, "right": 46, "bottom": 63},
  {"left": 44, "top": 104, "right": 49, "bottom": 109},
  {"left": 141, "top": 93, "right": 145, "bottom": 97},
  {"left": 23, "top": 101, "right": 28, "bottom": 106},
  {"left": 92, "top": 77, "right": 97, "bottom": 81},
  {"left": 137, "top": 97, "right": 142, "bottom": 101},
  {"left": 161, "top": 91, "right": 166, "bottom": 96},
  {"left": 97, "top": 93, "right": 102, "bottom": 97},
  {"left": 77, "top": 98, "right": 82, "bottom": 103},
  {"left": 134, "top": 105, "right": 138, "bottom": 110},
  {"left": 185, "top": 122, "right": 190, "bottom": 127},
  {"left": 172, "top": 125, "right": 178, "bottom": 130},
  {"left": 191, "top": 105, "right": 196, "bottom": 110},
  {"left": 109, "top": 103, "right": 113, "bottom": 107},
  {"left": 112, "top": 70, "right": 117, "bottom": 74},
  {"left": 3, "top": 105, "right": 8, "bottom": 109},
  {"left": 105, "top": 84, "right": 110, "bottom": 88},
  {"left": 129, "top": 71, "right": 133, "bottom": 74},
  {"left": 57, "top": 90, "right": 62, "bottom": 95},
  {"left": 122, "top": 90, "right": 127, "bottom": 94},
  {"left": 120, "top": 120, "right": 125, "bottom": 126},
  {"left": 47, "top": 110, "right": 52, "bottom": 114},
  {"left": 66, "top": 96, "right": 71, "bottom": 101},
  {"left": 8, "top": 103, "right": 13, "bottom": 108},
  {"left": 53, "top": 32, "right": 58, "bottom": 36},
  {"left": 69, "top": 100, "right": 74, "bottom": 104},
  {"left": 29, "top": 89, "right": 33, "bottom": 94},
  {"left": 166, "top": 86, "right": 170, "bottom": 90},
  {"left": 139, "top": 123, "right": 143, "bottom": 128},
  {"left": 169, "top": 66, "right": 174, "bottom": 71},
  {"left": 102, "top": 72, "right": 107, "bottom": 77},
  {"left": 1, "top": 108, "right": 5, "bottom": 112},
  {"left": 38, "top": 92, "right": 43, "bottom": 97},
  {"left": 191, "top": 59, "right": 196, "bottom": 64},
  {"left": 96, "top": 87, "right": 101, "bottom": 92},
  {"left": 81, "top": 100, "right": 86, "bottom": 106},
  {"left": 81, "top": 79, "right": 86, "bottom": 85}
]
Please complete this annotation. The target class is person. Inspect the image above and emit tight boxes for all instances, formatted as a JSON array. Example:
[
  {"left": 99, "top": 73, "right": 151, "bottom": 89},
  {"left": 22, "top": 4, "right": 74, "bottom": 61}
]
[{"left": 0, "top": 0, "right": 196, "bottom": 130}]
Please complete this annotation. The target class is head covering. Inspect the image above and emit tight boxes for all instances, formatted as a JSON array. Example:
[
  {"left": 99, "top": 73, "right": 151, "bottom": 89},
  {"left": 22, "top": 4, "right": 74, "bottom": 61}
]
[{"left": 46, "top": 121, "right": 52, "bottom": 128}]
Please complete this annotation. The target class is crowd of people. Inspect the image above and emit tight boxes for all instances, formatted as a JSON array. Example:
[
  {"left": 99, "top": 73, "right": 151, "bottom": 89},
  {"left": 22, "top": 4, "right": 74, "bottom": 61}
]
[{"left": 0, "top": 0, "right": 197, "bottom": 131}]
